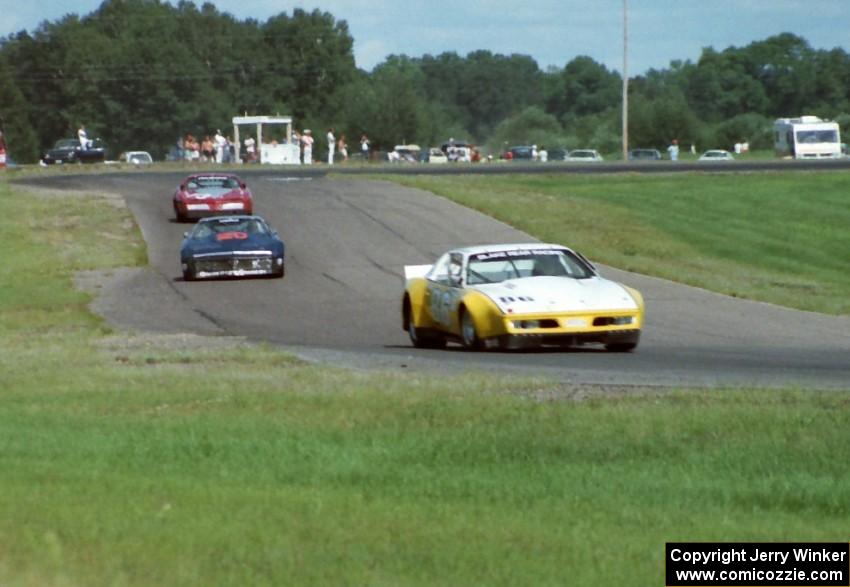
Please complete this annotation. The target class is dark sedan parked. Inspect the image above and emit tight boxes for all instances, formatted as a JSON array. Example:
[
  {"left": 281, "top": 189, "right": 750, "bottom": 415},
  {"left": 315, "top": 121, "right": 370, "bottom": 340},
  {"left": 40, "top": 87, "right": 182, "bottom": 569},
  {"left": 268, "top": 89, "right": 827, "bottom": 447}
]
[
  {"left": 628, "top": 148, "right": 662, "bottom": 161},
  {"left": 42, "top": 138, "right": 107, "bottom": 164}
]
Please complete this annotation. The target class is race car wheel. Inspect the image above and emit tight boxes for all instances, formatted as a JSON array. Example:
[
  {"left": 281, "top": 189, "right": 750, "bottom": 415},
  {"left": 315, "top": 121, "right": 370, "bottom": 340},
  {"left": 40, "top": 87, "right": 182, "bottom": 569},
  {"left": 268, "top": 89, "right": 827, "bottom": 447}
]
[
  {"left": 182, "top": 265, "right": 196, "bottom": 281},
  {"left": 460, "top": 309, "right": 482, "bottom": 351},
  {"left": 408, "top": 320, "right": 446, "bottom": 349},
  {"left": 405, "top": 301, "right": 445, "bottom": 349}
]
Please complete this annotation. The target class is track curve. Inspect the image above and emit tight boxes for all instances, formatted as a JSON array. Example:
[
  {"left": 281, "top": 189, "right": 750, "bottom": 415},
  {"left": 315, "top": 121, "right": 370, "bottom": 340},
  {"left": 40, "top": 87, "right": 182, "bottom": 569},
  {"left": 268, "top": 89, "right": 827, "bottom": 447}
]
[{"left": 21, "top": 170, "right": 850, "bottom": 389}]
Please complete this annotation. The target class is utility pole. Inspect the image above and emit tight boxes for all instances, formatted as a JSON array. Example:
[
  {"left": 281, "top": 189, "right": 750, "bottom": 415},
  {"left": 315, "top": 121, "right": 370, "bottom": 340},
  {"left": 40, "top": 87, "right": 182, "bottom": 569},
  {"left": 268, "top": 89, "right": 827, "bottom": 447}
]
[{"left": 621, "top": 0, "right": 629, "bottom": 161}]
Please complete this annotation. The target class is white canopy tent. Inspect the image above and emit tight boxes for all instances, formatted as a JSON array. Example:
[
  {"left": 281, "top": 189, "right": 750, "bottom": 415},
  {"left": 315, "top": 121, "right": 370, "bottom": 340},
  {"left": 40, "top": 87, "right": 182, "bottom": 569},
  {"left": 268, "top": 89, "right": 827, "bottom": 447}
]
[{"left": 231, "top": 115, "right": 298, "bottom": 164}]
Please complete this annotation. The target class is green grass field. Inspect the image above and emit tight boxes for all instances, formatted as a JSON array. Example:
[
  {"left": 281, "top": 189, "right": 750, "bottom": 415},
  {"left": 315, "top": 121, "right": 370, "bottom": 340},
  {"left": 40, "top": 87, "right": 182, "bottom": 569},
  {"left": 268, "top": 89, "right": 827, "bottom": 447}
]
[
  {"left": 1, "top": 175, "right": 849, "bottom": 586},
  {"left": 388, "top": 169, "right": 850, "bottom": 314}
]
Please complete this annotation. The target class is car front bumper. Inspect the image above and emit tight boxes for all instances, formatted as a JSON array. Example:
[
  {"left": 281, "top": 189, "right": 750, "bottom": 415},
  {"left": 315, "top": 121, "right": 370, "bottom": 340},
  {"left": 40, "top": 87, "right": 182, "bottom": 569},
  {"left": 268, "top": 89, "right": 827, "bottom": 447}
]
[{"left": 184, "top": 252, "right": 283, "bottom": 279}]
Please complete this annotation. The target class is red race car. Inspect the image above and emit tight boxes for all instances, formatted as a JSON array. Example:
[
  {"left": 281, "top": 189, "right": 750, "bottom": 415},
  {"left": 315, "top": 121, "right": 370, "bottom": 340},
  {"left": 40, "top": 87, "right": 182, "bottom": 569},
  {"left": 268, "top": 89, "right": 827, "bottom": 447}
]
[{"left": 173, "top": 173, "right": 253, "bottom": 222}]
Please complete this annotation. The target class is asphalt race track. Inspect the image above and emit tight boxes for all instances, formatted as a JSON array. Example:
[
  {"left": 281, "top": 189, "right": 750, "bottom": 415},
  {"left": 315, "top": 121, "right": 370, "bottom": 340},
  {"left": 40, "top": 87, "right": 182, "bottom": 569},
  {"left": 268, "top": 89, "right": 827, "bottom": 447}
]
[{"left": 20, "top": 169, "right": 850, "bottom": 390}]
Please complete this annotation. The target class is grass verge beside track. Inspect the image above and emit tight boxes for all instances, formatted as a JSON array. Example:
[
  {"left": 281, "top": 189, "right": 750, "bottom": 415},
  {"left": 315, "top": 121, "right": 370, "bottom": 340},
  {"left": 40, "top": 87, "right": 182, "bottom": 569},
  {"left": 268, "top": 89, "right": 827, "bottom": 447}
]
[
  {"left": 1, "top": 178, "right": 849, "bottom": 586},
  {"left": 384, "top": 170, "right": 850, "bottom": 315}
]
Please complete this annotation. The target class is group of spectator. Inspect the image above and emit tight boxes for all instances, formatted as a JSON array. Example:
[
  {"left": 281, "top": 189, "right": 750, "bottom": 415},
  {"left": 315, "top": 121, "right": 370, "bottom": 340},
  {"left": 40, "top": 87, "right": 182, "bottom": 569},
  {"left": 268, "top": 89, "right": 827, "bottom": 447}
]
[
  {"left": 181, "top": 130, "right": 232, "bottom": 163},
  {"left": 172, "top": 127, "right": 373, "bottom": 165},
  {"left": 292, "top": 128, "right": 364, "bottom": 165}
]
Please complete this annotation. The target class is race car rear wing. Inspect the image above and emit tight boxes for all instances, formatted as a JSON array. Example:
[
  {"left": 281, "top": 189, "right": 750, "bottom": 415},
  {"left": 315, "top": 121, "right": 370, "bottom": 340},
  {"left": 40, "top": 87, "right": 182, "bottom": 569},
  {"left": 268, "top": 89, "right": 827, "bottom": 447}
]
[{"left": 403, "top": 264, "right": 432, "bottom": 280}]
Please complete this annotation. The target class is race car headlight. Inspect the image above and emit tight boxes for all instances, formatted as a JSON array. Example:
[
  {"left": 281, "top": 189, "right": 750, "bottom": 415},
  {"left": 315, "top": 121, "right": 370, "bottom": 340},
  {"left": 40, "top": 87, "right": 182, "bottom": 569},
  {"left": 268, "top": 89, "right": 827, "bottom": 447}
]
[{"left": 510, "top": 320, "right": 540, "bottom": 329}]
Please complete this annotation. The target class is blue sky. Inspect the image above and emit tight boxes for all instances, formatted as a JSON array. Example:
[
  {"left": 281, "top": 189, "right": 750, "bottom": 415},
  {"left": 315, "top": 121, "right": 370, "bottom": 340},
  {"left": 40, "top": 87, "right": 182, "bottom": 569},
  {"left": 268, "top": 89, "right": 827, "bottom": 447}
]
[{"left": 1, "top": 0, "right": 847, "bottom": 74}]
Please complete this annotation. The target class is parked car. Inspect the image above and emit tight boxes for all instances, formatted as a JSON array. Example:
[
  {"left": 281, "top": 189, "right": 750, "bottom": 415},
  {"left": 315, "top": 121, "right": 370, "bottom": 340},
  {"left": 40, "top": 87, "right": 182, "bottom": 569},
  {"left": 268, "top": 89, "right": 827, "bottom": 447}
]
[
  {"left": 546, "top": 148, "right": 570, "bottom": 161},
  {"left": 180, "top": 215, "right": 285, "bottom": 281},
  {"left": 441, "top": 141, "right": 472, "bottom": 162},
  {"left": 565, "top": 149, "right": 604, "bottom": 162},
  {"left": 389, "top": 144, "right": 421, "bottom": 163},
  {"left": 42, "top": 138, "right": 108, "bottom": 164},
  {"left": 698, "top": 149, "right": 735, "bottom": 161},
  {"left": 402, "top": 243, "right": 644, "bottom": 351},
  {"left": 628, "top": 148, "right": 662, "bottom": 161},
  {"left": 172, "top": 173, "right": 253, "bottom": 222},
  {"left": 122, "top": 151, "right": 153, "bottom": 165},
  {"left": 425, "top": 147, "right": 448, "bottom": 164}
]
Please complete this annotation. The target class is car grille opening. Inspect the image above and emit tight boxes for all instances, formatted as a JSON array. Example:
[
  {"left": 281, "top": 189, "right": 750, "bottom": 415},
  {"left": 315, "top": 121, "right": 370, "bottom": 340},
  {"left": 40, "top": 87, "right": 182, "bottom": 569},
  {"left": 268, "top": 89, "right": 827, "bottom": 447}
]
[
  {"left": 592, "top": 316, "right": 634, "bottom": 327},
  {"left": 512, "top": 319, "right": 559, "bottom": 329},
  {"left": 196, "top": 257, "right": 273, "bottom": 274}
]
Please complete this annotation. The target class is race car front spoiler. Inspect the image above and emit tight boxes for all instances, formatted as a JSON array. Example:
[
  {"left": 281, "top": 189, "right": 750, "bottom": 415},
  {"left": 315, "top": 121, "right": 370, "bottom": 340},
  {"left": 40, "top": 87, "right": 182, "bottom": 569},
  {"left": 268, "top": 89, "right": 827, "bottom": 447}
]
[
  {"left": 489, "top": 329, "right": 641, "bottom": 350},
  {"left": 187, "top": 252, "right": 282, "bottom": 278}
]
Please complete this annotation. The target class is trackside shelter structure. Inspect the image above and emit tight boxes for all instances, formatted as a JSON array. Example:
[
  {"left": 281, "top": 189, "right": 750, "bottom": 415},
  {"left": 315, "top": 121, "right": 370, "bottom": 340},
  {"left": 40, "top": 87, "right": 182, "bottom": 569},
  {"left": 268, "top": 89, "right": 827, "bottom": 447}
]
[{"left": 232, "top": 115, "right": 299, "bottom": 164}]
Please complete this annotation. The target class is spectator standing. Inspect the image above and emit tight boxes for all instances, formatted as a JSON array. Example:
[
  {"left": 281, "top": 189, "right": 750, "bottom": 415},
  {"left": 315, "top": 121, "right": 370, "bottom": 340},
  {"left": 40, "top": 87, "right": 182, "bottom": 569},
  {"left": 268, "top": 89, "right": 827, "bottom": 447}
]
[
  {"left": 338, "top": 134, "right": 348, "bottom": 162},
  {"left": 538, "top": 146, "right": 548, "bottom": 163},
  {"left": 185, "top": 134, "right": 200, "bottom": 161},
  {"left": 244, "top": 136, "right": 256, "bottom": 162},
  {"left": 201, "top": 136, "right": 214, "bottom": 162},
  {"left": 326, "top": 128, "right": 335, "bottom": 165},
  {"left": 360, "top": 134, "right": 370, "bottom": 161},
  {"left": 667, "top": 139, "right": 680, "bottom": 161},
  {"left": 77, "top": 124, "right": 89, "bottom": 150},
  {"left": 302, "top": 129, "right": 314, "bottom": 164},
  {"left": 214, "top": 129, "right": 227, "bottom": 163},
  {"left": 0, "top": 123, "right": 6, "bottom": 170}
]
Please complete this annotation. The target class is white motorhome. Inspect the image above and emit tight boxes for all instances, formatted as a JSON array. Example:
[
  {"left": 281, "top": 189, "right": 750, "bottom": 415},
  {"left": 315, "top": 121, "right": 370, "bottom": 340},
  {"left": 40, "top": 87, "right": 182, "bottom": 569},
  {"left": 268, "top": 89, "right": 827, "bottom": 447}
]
[{"left": 774, "top": 116, "right": 841, "bottom": 159}]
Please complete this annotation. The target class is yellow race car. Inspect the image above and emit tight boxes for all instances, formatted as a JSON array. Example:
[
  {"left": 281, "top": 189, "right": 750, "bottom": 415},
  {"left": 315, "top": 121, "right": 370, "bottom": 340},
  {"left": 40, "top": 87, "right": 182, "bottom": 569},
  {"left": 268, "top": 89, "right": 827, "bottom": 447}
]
[{"left": 401, "top": 243, "right": 644, "bottom": 351}]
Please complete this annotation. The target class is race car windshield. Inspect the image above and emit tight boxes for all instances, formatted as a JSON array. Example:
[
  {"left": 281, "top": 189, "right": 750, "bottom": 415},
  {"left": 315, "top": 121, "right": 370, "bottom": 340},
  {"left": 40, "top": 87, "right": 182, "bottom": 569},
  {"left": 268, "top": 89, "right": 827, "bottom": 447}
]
[
  {"left": 191, "top": 218, "right": 268, "bottom": 239},
  {"left": 466, "top": 249, "right": 594, "bottom": 284},
  {"left": 190, "top": 176, "right": 242, "bottom": 191}
]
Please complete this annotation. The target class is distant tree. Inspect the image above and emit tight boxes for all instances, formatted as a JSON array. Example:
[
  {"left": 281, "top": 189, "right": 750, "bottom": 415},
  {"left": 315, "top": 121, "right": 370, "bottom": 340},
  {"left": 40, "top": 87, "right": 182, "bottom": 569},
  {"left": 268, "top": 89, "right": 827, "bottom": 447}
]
[
  {"left": 708, "top": 112, "right": 774, "bottom": 151},
  {"left": 261, "top": 8, "right": 356, "bottom": 124},
  {"left": 416, "top": 50, "right": 541, "bottom": 142},
  {"left": 628, "top": 91, "right": 700, "bottom": 150},
  {"left": 367, "top": 55, "right": 428, "bottom": 149},
  {"left": 0, "top": 57, "right": 39, "bottom": 162},
  {"left": 684, "top": 49, "right": 769, "bottom": 122},
  {"left": 736, "top": 33, "right": 816, "bottom": 117},
  {"left": 488, "top": 106, "right": 562, "bottom": 154},
  {"left": 544, "top": 56, "right": 621, "bottom": 123}
]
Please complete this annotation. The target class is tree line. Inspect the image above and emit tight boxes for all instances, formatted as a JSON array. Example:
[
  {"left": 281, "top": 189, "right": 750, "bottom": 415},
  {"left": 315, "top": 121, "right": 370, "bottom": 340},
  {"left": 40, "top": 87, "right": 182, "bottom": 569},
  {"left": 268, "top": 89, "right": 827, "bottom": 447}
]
[{"left": 1, "top": 0, "right": 849, "bottom": 163}]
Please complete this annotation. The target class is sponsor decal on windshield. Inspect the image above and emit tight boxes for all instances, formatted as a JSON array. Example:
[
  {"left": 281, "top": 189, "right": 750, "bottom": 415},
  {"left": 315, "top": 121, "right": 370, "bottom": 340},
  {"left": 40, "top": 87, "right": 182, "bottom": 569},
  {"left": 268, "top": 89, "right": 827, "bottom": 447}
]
[
  {"left": 471, "top": 249, "right": 564, "bottom": 261},
  {"left": 216, "top": 231, "right": 248, "bottom": 241}
]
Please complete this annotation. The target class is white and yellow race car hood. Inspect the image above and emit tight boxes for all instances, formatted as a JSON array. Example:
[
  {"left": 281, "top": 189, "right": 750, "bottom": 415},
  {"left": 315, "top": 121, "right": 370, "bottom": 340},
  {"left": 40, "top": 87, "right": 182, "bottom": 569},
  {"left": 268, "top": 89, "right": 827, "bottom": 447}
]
[{"left": 472, "top": 276, "right": 638, "bottom": 314}]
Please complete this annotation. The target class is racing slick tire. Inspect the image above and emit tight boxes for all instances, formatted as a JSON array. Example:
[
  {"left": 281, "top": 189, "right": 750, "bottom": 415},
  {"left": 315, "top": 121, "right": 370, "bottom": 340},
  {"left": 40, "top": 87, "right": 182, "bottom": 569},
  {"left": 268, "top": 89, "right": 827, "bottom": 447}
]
[
  {"left": 174, "top": 205, "right": 187, "bottom": 223},
  {"left": 407, "top": 321, "right": 446, "bottom": 349},
  {"left": 459, "top": 308, "right": 482, "bottom": 351},
  {"left": 404, "top": 300, "right": 445, "bottom": 349}
]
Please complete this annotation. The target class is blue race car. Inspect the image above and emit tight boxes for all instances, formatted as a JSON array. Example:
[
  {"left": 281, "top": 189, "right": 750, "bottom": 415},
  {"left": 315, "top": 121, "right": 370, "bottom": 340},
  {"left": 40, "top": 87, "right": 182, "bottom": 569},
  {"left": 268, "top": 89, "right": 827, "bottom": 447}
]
[{"left": 180, "top": 215, "right": 285, "bottom": 281}]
